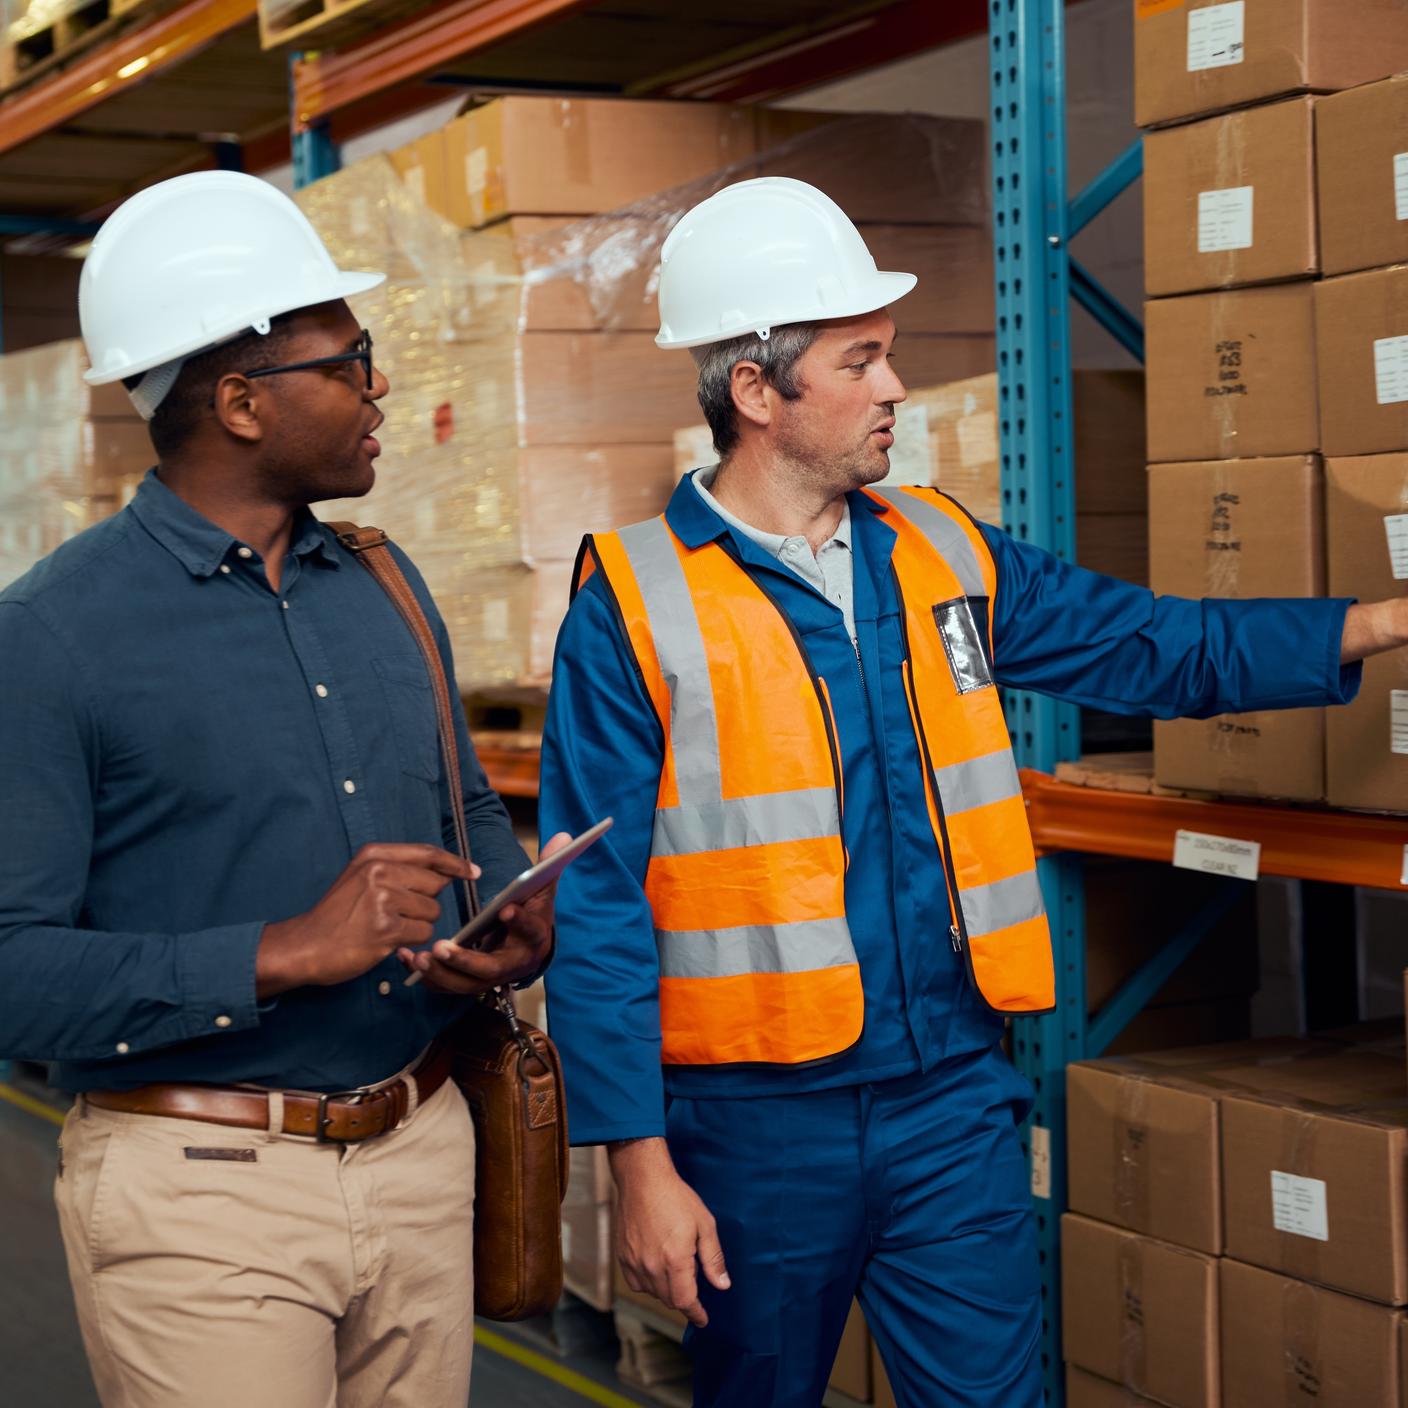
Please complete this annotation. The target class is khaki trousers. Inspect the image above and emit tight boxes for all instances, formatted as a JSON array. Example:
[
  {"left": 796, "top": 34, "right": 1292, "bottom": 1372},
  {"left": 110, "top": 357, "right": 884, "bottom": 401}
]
[{"left": 54, "top": 1076, "right": 476, "bottom": 1408}]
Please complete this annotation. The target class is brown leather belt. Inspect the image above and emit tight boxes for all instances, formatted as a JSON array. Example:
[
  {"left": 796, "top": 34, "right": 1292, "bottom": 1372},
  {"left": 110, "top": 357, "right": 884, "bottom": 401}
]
[{"left": 86, "top": 1043, "right": 452, "bottom": 1143}]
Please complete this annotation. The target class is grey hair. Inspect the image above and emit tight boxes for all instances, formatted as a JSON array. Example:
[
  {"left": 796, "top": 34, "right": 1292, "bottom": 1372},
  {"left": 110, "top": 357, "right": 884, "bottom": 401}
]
[{"left": 689, "top": 323, "right": 821, "bottom": 459}]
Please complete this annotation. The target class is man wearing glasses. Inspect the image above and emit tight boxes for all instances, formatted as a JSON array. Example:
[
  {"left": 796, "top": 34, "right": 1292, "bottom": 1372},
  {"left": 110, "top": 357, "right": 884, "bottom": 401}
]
[{"left": 0, "top": 171, "right": 553, "bottom": 1408}]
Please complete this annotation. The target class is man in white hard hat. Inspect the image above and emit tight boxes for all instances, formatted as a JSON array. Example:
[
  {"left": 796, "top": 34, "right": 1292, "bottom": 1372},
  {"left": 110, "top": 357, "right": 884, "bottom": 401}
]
[
  {"left": 539, "top": 177, "right": 1408, "bottom": 1405},
  {"left": 0, "top": 170, "right": 561, "bottom": 1408}
]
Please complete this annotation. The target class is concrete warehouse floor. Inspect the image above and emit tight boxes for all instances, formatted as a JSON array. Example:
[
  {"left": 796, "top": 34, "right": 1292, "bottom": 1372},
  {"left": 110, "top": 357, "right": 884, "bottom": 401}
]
[{"left": 0, "top": 1082, "right": 653, "bottom": 1408}]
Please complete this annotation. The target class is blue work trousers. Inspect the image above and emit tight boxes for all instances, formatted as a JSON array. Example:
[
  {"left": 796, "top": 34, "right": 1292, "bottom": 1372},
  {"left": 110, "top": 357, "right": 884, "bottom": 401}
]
[{"left": 668, "top": 1044, "right": 1042, "bottom": 1407}]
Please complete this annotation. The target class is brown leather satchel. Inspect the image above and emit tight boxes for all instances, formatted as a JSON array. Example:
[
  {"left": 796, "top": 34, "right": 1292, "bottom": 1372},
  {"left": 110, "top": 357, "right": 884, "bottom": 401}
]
[{"left": 329, "top": 521, "right": 569, "bottom": 1322}]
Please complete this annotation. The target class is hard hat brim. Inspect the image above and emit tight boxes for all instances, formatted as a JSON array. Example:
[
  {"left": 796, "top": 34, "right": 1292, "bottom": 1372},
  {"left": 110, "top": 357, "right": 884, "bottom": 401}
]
[
  {"left": 84, "top": 268, "right": 388, "bottom": 385},
  {"left": 655, "top": 269, "right": 918, "bottom": 351}
]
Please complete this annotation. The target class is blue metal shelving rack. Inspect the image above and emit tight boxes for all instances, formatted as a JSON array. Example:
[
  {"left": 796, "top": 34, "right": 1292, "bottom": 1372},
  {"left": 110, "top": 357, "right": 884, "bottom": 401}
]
[{"left": 990, "top": 6, "right": 1253, "bottom": 1402}]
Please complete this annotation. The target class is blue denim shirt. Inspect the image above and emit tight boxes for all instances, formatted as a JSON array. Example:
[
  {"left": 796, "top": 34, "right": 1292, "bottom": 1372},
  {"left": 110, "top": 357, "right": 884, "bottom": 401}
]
[
  {"left": 540, "top": 478, "right": 1361, "bottom": 1145},
  {"left": 0, "top": 470, "right": 527, "bottom": 1093}
]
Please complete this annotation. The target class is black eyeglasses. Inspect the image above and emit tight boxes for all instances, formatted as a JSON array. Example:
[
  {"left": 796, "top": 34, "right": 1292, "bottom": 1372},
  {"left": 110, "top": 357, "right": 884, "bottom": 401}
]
[{"left": 243, "top": 328, "right": 375, "bottom": 391}]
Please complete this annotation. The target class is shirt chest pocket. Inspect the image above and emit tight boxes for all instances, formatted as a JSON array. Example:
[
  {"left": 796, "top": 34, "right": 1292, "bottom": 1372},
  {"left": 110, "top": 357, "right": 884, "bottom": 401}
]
[
  {"left": 372, "top": 655, "right": 441, "bottom": 783},
  {"left": 932, "top": 595, "right": 994, "bottom": 694}
]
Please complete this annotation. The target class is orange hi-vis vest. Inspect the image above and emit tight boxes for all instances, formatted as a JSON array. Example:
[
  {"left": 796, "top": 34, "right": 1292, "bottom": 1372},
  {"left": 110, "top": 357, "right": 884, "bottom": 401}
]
[{"left": 574, "top": 485, "right": 1054, "bottom": 1067}]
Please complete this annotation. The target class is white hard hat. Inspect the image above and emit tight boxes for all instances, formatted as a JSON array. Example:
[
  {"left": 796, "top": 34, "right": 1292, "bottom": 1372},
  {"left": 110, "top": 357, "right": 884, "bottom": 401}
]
[
  {"left": 655, "top": 177, "right": 916, "bottom": 350},
  {"left": 79, "top": 170, "right": 384, "bottom": 396}
]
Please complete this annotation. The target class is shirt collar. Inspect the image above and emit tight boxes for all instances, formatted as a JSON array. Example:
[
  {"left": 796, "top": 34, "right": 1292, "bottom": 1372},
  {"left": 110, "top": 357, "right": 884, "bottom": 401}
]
[
  {"left": 129, "top": 469, "right": 340, "bottom": 578},
  {"left": 666, "top": 465, "right": 882, "bottom": 552}
]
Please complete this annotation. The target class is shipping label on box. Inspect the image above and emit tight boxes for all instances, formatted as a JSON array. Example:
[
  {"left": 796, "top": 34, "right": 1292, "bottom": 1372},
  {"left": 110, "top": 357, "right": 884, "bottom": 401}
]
[
  {"left": 1375, "top": 336, "right": 1408, "bottom": 407},
  {"left": 1187, "top": 2, "right": 1245, "bottom": 72},
  {"left": 1197, "top": 186, "right": 1253, "bottom": 252}
]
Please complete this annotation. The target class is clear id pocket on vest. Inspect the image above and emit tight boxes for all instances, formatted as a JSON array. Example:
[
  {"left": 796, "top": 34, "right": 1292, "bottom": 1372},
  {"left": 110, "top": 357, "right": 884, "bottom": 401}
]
[{"left": 932, "top": 596, "right": 993, "bottom": 694}]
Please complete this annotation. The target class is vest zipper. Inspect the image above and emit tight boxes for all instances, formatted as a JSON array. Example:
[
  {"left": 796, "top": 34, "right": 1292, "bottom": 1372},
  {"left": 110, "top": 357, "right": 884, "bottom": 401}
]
[{"left": 891, "top": 565, "right": 970, "bottom": 959}]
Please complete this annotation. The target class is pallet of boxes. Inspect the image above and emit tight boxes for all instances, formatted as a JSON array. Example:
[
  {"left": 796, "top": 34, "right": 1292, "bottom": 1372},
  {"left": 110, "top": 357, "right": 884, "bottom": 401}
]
[
  {"left": 0, "top": 339, "right": 153, "bottom": 591},
  {"left": 1063, "top": 1026, "right": 1408, "bottom": 1407},
  {"left": 1138, "top": 0, "right": 1408, "bottom": 811},
  {"left": 295, "top": 98, "right": 995, "bottom": 705}
]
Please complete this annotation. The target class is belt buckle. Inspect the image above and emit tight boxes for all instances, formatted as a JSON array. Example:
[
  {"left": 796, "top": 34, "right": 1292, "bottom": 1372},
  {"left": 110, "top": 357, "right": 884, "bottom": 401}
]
[{"left": 315, "top": 1089, "right": 372, "bottom": 1143}]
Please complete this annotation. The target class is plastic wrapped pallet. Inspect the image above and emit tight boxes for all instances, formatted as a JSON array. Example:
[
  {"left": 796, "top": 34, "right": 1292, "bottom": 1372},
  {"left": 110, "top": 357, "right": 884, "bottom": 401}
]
[
  {"left": 298, "top": 115, "right": 994, "bottom": 690},
  {"left": 0, "top": 340, "right": 152, "bottom": 590}
]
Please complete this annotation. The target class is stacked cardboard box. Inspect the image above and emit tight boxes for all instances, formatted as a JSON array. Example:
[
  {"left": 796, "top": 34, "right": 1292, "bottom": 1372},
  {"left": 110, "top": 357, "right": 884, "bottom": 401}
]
[
  {"left": 1138, "top": 6, "right": 1408, "bottom": 805},
  {"left": 0, "top": 339, "right": 153, "bottom": 590},
  {"left": 299, "top": 103, "right": 991, "bottom": 692},
  {"left": 1312, "top": 71, "right": 1408, "bottom": 812},
  {"left": 1064, "top": 1036, "right": 1408, "bottom": 1405}
]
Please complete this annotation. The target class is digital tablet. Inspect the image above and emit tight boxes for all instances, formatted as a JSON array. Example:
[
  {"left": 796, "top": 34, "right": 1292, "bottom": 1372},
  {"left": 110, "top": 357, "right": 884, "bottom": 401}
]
[{"left": 403, "top": 817, "right": 613, "bottom": 985}]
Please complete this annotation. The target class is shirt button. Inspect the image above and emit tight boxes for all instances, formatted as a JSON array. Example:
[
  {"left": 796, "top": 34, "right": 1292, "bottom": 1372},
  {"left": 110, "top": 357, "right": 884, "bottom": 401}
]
[
  {"left": 343, "top": 779, "right": 357, "bottom": 794},
  {"left": 378, "top": 981, "right": 391, "bottom": 996},
  {"left": 214, "top": 1014, "right": 232, "bottom": 1029},
  {"left": 219, "top": 564, "right": 231, "bottom": 575},
  {"left": 281, "top": 601, "right": 290, "bottom": 611},
  {"left": 115, "top": 1041, "right": 129, "bottom": 1054},
  {"left": 236, "top": 547, "right": 253, "bottom": 560},
  {"left": 315, "top": 684, "right": 328, "bottom": 698}
]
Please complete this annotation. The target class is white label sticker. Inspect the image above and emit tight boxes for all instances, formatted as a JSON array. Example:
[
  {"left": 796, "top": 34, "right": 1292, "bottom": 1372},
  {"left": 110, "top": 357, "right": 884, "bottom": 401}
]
[
  {"left": 1271, "top": 1171, "right": 1329, "bottom": 1241},
  {"left": 883, "top": 403, "right": 932, "bottom": 488},
  {"left": 1395, "top": 153, "right": 1408, "bottom": 223},
  {"left": 1393, "top": 691, "right": 1408, "bottom": 757},
  {"left": 1173, "top": 828, "right": 1261, "bottom": 881},
  {"left": 1386, "top": 515, "right": 1408, "bottom": 580},
  {"left": 1375, "top": 336, "right": 1408, "bottom": 405},
  {"left": 1198, "top": 186, "right": 1254, "bottom": 252},
  {"left": 1187, "top": 1, "right": 1245, "bottom": 71},
  {"left": 1030, "top": 1124, "right": 1051, "bottom": 1200},
  {"left": 1401, "top": 845, "right": 1408, "bottom": 887}
]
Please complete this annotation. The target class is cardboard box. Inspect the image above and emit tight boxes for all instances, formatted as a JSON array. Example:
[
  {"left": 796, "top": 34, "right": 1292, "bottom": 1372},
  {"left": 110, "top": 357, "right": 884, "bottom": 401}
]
[
  {"left": 1060, "top": 1213, "right": 1219, "bottom": 1408},
  {"left": 1315, "top": 266, "right": 1408, "bottom": 459},
  {"left": 1218, "top": 1049, "right": 1408, "bottom": 1303},
  {"left": 1145, "top": 283, "right": 1319, "bottom": 463},
  {"left": 1325, "top": 454, "right": 1408, "bottom": 812},
  {"left": 493, "top": 217, "right": 993, "bottom": 336},
  {"left": 1066, "top": 1365, "right": 1163, "bottom": 1407},
  {"left": 1134, "top": 0, "right": 1408, "bottom": 129},
  {"left": 1221, "top": 1258, "right": 1403, "bottom": 1406},
  {"left": 1149, "top": 456, "right": 1326, "bottom": 800},
  {"left": 890, "top": 370, "right": 1146, "bottom": 523},
  {"left": 561, "top": 1194, "right": 614, "bottom": 1312},
  {"left": 1084, "top": 858, "right": 1259, "bottom": 1014},
  {"left": 1066, "top": 1038, "right": 1331, "bottom": 1256},
  {"left": 440, "top": 97, "right": 757, "bottom": 228},
  {"left": 830, "top": 1301, "right": 871, "bottom": 1402},
  {"left": 872, "top": 1336, "right": 896, "bottom": 1408},
  {"left": 1316, "top": 74, "right": 1408, "bottom": 278},
  {"left": 1144, "top": 96, "right": 1318, "bottom": 297}
]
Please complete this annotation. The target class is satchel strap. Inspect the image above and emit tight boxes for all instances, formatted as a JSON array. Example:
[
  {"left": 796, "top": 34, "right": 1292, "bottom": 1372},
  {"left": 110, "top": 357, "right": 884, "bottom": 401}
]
[{"left": 327, "top": 521, "right": 479, "bottom": 920}]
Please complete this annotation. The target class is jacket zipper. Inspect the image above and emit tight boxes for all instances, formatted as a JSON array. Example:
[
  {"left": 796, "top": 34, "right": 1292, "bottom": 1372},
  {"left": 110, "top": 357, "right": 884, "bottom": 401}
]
[{"left": 890, "top": 567, "right": 970, "bottom": 959}]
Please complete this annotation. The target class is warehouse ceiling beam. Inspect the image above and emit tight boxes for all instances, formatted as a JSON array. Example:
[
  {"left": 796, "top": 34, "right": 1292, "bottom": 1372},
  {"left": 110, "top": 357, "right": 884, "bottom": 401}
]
[
  {"left": 0, "top": 0, "right": 256, "bottom": 160},
  {"left": 291, "top": 0, "right": 592, "bottom": 130}
]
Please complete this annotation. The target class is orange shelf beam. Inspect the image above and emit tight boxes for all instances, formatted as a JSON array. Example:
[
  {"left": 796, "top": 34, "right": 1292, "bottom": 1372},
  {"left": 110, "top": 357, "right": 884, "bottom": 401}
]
[
  {"left": 0, "top": 0, "right": 256, "bottom": 159},
  {"left": 473, "top": 734, "right": 541, "bottom": 799},
  {"left": 292, "top": 0, "right": 591, "bottom": 130},
  {"left": 1022, "top": 768, "right": 1408, "bottom": 891}
]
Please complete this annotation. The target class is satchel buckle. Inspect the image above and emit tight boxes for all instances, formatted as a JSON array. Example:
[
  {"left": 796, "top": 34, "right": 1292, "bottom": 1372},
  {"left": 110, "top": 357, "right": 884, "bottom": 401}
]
[{"left": 334, "top": 525, "right": 389, "bottom": 554}]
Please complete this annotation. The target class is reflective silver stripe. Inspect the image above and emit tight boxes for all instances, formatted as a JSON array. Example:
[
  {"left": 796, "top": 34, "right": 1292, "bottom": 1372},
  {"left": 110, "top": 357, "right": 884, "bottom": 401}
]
[
  {"left": 933, "top": 750, "right": 1022, "bottom": 816},
  {"left": 870, "top": 487, "right": 987, "bottom": 598},
  {"left": 653, "top": 786, "right": 839, "bottom": 858},
  {"left": 959, "top": 869, "right": 1046, "bottom": 939},
  {"left": 615, "top": 518, "right": 722, "bottom": 805},
  {"left": 657, "top": 918, "right": 856, "bottom": 979}
]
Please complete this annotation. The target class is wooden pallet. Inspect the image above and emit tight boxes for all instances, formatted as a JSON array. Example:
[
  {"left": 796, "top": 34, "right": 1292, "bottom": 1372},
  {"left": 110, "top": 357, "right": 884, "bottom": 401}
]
[
  {"left": 258, "top": 0, "right": 437, "bottom": 53},
  {"left": 0, "top": 0, "right": 173, "bottom": 94},
  {"left": 1052, "top": 751, "right": 1200, "bottom": 799},
  {"left": 613, "top": 1304, "right": 691, "bottom": 1407}
]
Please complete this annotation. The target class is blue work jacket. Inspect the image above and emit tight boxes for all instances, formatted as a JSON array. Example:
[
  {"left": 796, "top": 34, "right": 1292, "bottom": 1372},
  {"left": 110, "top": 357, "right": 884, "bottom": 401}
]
[{"left": 540, "top": 475, "right": 1360, "bottom": 1145}]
